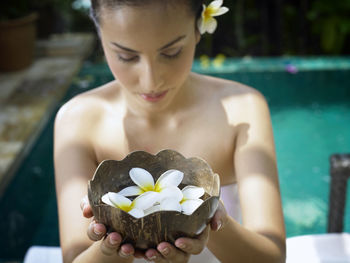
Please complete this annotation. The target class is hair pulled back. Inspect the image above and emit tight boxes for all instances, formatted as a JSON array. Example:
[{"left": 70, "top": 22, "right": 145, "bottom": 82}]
[{"left": 90, "top": 0, "right": 204, "bottom": 27}]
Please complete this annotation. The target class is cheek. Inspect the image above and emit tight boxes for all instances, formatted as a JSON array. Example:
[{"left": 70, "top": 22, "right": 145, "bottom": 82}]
[
  {"left": 166, "top": 47, "right": 195, "bottom": 86},
  {"left": 103, "top": 49, "right": 137, "bottom": 87}
]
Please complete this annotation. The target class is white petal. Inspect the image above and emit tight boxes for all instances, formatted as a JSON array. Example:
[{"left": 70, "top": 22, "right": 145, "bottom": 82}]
[
  {"left": 159, "top": 186, "right": 183, "bottom": 202},
  {"left": 182, "top": 186, "right": 205, "bottom": 200},
  {"left": 155, "top": 169, "right": 184, "bottom": 190},
  {"left": 181, "top": 199, "right": 204, "bottom": 215},
  {"left": 107, "top": 192, "right": 132, "bottom": 210},
  {"left": 212, "top": 7, "right": 229, "bottom": 16},
  {"left": 118, "top": 186, "right": 144, "bottom": 196},
  {"left": 144, "top": 204, "right": 161, "bottom": 216},
  {"left": 128, "top": 208, "right": 144, "bottom": 218},
  {"left": 201, "top": 4, "right": 206, "bottom": 16},
  {"left": 129, "top": 168, "right": 155, "bottom": 191},
  {"left": 160, "top": 198, "right": 182, "bottom": 212},
  {"left": 132, "top": 191, "right": 160, "bottom": 210},
  {"left": 206, "top": 17, "right": 218, "bottom": 34},
  {"left": 101, "top": 193, "right": 115, "bottom": 207},
  {"left": 209, "top": 0, "right": 223, "bottom": 9},
  {"left": 198, "top": 18, "right": 206, "bottom": 34}
]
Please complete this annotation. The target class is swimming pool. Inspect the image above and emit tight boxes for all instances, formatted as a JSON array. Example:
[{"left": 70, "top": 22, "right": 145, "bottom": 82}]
[{"left": 0, "top": 56, "right": 349, "bottom": 261}]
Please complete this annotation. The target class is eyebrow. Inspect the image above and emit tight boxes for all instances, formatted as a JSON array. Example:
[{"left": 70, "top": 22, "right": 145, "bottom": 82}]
[{"left": 111, "top": 35, "right": 186, "bottom": 53}]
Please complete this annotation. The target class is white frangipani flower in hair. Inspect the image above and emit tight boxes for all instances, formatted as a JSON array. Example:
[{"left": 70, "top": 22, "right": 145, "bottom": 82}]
[
  {"left": 101, "top": 191, "right": 159, "bottom": 218},
  {"left": 197, "top": 0, "right": 229, "bottom": 34},
  {"left": 118, "top": 168, "right": 184, "bottom": 202}
]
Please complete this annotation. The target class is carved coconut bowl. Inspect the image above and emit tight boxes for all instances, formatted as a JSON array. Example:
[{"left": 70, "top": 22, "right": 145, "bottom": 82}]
[{"left": 88, "top": 149, "right": 220, "bottom": 250}]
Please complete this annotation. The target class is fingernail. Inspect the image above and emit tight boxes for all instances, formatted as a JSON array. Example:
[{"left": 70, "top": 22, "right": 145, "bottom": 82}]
[
  {"left": 148, "top": 255, "right": 157, "bottom": 260},
  {"left": 160, "top": 247, "right": 169, "bottom": 255},
  {"left": 120, "top": 251, "right": 130, "bottom": 258},
  {"left": 216, "top": 220, "right": 222, "bottom": 231},
  {"left": 93, "top": 225, "right": 102, "bottom": 235},
  {"left": 110, "top": 237, "right": 119, "bottom": 245},
  {"left": 177, "top": 243, "right": 186, "bottom": 249}
]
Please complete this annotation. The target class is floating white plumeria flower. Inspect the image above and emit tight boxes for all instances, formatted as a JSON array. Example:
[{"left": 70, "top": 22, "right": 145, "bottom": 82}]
[
  {"left": 145, "top": 186, "right": 205, "bottom": 216},
  {"left": 180, "top": 185, "right": 205, "bottom": 215},
  {"left": 104, "top": 168, "right": 206, "bottom": 217},
  {"left": 197, "top": 0, "right": 229, "bottom": 34},
  {"left": 102, "top": 191, "right": 159, "bottom": 218},
  {"left": 118, "top": 168, "right": 184, "bottom": 202},
  {"left": 144, "top": 197, "right": 182, "bottom": 216}
]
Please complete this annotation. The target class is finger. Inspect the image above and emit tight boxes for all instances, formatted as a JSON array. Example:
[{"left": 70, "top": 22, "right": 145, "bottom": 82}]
[
  {"left": 118, "top": 243, "right": 135, "bottom": 258},
  {"left": 80, "top": 195, "right": 93, "bottom": 218},
  {"left": 100, "top": 232, "right": 122, "bottom": 256},
  {"left": 174, "top": 226, "right": 210, "bottom": 255},
  {"left": 145, "top": 248, "right": 167, "bottom": 262},
  {"left": 83, "top": 205, "right": 94, "bottom": 218},
  {"left": 87, "top": 221, "right": 106, "bottom": 241},
  {"left": 210, "top": 200, "right": 227, "bottom": 231},
  {"left": 80, "top": 195, "right": 88, "bottom": 210},
  {"left": 157, "top": 242, "right": 189, "bottom": 262}
]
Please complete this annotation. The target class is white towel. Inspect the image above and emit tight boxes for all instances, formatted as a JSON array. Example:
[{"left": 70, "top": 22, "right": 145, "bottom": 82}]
[
  {"left": 286, "top": 233, "right": 350, "bottom": 263},
  {"left": 24, "top": 246, "right": 62, "bottom": 263}
]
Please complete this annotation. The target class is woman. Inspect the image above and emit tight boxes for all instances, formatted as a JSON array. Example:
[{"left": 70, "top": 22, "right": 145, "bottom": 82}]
[{"left": 54, "top": 0, "right": 286, "bottom": 262}]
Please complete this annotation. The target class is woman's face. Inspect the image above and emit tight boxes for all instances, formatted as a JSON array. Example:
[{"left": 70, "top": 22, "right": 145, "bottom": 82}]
[{"left": 99, "top": 3, "right": 200, "bottom": 111}]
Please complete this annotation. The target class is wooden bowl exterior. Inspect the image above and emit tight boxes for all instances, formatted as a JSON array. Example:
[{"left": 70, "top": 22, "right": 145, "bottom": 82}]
[{"left": 88, "top": 149, "right": 220, "bottom": 250}]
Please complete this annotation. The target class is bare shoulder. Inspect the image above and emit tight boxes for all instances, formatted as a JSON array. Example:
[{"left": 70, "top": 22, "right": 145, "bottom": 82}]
[
  {"left": 194, "top": 72, "right": 264, "bottom": 98},
  {"left": 193, "top": 72, "right": 269, "bottom": 121},
  {"left": 54, "top": 80, "right": 120, "bottom": 129}
]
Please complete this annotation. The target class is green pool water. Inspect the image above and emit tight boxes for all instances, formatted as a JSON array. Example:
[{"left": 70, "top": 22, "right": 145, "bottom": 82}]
[
  {"left": 274, "top": 104, "right": 350, "bottom": 235},
  {"left": 0, "top": 57, "right": 349, "bottom": 261}
]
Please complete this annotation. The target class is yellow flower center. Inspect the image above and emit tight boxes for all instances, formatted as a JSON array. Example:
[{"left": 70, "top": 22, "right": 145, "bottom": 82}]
[
  {"left": 142, "top": 184, "right": 155, "bottom": 192},
  {"left": 203, "top": 7, "right": 215, "bottom": 20},
  {"left": 119, "top": 203, "right": 132, "bottom": 212}
]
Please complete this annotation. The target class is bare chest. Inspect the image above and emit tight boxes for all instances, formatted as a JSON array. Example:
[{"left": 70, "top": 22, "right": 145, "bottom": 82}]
[{"left": 93, "top": 109, "right": 237, "bottom": 185}]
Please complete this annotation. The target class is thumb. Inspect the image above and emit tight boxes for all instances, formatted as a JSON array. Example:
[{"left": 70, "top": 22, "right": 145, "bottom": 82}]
[
  {"left": 210, "top": 200, "right": 227, "bottom": 231},
  {"left": 80, "top": 195, "right": 94, "bottom": 218}
]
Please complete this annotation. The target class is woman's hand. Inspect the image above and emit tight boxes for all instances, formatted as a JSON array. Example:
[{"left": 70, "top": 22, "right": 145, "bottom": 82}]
[
  {"left": 80, "top": 196, "right": 136, "bottom": 259},
  {"left": 210, "top": 200, "right": 228, "bottom": 231},
  {"left": 138, "top": 200, "right": 228, "bottom": 262},
  {"left": 137, "top": 226, "right": 209, "bottom": 262},
  {"left": 80, "top": 196, "right": 227, "bottom": 262}
]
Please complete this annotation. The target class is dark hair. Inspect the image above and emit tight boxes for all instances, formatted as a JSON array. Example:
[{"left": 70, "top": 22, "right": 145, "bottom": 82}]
[{"left": 90, "top": 0, "right": 204, "bottom": 27}]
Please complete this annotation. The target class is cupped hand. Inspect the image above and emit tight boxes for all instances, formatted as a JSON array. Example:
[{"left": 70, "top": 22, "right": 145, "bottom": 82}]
[
  {"left": 135, "top": 226, "right": 209, "bottom": 262},
  {"left": 210, "top": 199, "right": 228, "bottom": 231},
  {"left": 80, "top": 195, "right": 135, "bottom": 258},
  {"left": 80, "top": 196, "right": 228, "bottom": 261},
  {"left": 137, "top": 200, "right": 227, "bottom": 262}
]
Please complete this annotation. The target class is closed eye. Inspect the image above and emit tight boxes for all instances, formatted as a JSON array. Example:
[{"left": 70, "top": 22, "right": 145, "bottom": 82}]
[
  {"left": 161, "top": 47, "right": 183, "bottom": 59},
  {"left": 117, "top": 55, "right": 138, "bottom": 63},
  {"left": 117, "top": 47, "right": 183, "bottom": 63}
]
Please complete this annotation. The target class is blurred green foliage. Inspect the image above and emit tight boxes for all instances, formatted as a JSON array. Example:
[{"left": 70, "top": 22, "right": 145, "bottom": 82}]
[
  {"left": 1, "top": 0, "right": 349, "bottom": 55},
  {"left": 0, "top": 0, "right": 71, "bottom": 20},
  {"left": 307, "top": 0, "right": 350, "bottom": 54},
  {"left": 195, "top": 0, "right": 350, "bottom": 56}
]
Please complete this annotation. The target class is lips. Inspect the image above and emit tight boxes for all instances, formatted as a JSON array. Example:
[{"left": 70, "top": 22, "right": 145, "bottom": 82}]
[{"left": 140, "top": 90, "right": 169, "bottom": 102}]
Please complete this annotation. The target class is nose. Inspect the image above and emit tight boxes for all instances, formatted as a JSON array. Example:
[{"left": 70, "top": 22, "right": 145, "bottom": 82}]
[{"left": 139, "top": 59, "right": 164, "bottom": 93}]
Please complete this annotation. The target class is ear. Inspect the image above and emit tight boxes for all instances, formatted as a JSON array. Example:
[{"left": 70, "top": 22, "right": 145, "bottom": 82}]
[
  {"left": 195, "top": 29, "right": 201, "bottom": 44},
  {"left": 193, "top": 16, "right": 201, "bottom": 44},
  {"left": 195, "top": 21, "right": 201, "bottom": 44}
]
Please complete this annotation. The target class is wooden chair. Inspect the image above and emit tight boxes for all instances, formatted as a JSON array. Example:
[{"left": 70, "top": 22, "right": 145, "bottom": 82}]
[{"left": 328, "top": 154, "right": 350, "bottom": 233}]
